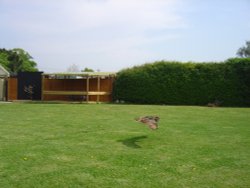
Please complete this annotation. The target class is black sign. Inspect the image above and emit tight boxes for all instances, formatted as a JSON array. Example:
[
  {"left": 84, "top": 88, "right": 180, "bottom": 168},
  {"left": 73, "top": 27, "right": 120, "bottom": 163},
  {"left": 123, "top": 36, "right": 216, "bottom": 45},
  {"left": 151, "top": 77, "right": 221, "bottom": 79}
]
[{"left": 18, "top": 72, "right": 43, "bottom": 100}]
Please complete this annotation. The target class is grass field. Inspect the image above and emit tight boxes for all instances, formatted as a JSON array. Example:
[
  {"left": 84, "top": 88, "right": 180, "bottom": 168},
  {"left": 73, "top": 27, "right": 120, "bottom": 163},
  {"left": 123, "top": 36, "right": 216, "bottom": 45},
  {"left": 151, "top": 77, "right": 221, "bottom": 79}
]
[{"left": 0, "top": 103, "right": 249, "bottom": 188}]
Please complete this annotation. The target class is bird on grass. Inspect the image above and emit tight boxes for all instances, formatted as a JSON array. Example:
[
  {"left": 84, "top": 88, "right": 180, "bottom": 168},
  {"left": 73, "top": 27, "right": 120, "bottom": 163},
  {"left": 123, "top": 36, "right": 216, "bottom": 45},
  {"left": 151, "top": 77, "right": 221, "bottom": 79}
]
[{"left": 135, "top": 116, "right": 160, "bottom": 130}]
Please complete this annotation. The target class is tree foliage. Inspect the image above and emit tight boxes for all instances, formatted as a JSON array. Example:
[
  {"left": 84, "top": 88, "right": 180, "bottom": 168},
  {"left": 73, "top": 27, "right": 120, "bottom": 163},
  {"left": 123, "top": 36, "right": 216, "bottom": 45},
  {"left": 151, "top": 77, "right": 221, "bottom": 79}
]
[
  {"left": 66, "top": 64, "right": 80, "bottom": 72},
  {"left": 113, "top": 58, "right": 250, "bottom": 107},
  {"left": 81, "top": 67, "right": 94, "bottom": 72},
  {"left": 237, "top": 41, "right": 250, "bottom": 58},
  {"left": 0, "top": 48, "right": 38, "bottom": 73}
]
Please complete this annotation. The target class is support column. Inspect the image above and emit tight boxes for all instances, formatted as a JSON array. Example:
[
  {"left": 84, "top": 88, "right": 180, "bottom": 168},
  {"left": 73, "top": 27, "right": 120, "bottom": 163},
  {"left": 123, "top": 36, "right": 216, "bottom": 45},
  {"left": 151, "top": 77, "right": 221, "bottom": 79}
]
[
  {"left": 97, "top": 76, "right": 100, "bottom": 103},
  {"left": 41, "top": 75, "right": 44, "bottom": 101},
  {"left": 86, "top": 77, "right": 89, "bottom": 102}
]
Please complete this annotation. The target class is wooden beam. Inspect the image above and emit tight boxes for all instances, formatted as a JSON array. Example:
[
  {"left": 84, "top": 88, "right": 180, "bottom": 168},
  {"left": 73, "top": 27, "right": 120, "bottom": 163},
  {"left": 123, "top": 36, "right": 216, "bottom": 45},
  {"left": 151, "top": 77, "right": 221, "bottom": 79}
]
[
  {"left": 43, "top": 91, "right": 86, "bottom": 95},
  {"left": 41, "top": 75, "right": 44, "bottom": 101},
  {"left": 42, "top": 90, "right": 110, "bottom": 96},
  {"left": 97, "top": 76, "right": 100, "bottom": 102},
  {"left": 86, "top": 77, "right": 89, "bottom": 102},
  {"left": 88, "top": 91, "right": 110, "bottom": 95}
]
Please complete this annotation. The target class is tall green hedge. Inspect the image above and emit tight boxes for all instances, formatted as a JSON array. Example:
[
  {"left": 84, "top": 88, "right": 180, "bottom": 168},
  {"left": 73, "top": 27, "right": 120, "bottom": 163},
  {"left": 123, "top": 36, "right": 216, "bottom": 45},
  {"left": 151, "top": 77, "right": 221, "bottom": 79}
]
[{"left": 113, "top": 58, "right": 250, "bottom": 106}]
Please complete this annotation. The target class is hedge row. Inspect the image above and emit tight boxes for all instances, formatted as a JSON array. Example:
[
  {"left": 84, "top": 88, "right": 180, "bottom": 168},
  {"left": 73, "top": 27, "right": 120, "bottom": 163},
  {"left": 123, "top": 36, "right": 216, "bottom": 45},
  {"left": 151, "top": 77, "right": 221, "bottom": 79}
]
[{"left": 113, "top": 58, "right": 250, "bottom": 106}]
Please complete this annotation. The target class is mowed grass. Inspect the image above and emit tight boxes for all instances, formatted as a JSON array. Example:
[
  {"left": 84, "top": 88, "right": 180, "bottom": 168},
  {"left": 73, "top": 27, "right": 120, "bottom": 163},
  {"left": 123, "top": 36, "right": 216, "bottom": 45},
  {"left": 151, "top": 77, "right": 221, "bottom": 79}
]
[{"left": 0, "top": 103, "right": 249, "bottom": 188}]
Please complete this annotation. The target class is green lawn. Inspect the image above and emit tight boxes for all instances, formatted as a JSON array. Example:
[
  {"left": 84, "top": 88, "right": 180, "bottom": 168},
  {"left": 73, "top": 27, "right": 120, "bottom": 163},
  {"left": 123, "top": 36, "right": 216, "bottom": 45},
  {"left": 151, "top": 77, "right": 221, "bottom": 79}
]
[{"left": 0, "top": 103, "right": 249, "bottom": 188}]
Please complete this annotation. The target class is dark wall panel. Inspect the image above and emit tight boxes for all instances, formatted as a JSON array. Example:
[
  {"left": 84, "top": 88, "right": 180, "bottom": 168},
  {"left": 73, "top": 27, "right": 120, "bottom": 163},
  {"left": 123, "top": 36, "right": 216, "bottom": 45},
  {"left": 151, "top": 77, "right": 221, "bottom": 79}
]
[{"left": 18, "top": 72, "right": 43, "bottom": 100}]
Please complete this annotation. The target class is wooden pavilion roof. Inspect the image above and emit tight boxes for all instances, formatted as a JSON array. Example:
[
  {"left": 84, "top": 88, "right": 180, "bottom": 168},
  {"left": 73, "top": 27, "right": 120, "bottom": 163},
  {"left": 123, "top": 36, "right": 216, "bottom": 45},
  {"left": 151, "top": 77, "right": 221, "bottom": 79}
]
[{"left": 42, "top": 72, "right": 116, "bottom": 78}]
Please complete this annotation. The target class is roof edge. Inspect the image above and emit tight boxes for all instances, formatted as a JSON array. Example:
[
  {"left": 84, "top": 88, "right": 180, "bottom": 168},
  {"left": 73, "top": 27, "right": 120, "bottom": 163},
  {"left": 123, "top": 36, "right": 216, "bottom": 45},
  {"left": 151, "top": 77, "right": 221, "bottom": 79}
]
[
  {"left": 0, "top": 64, "right": 10, "bottom": 77},
  {"left": 42, "top": 72, "right": 116, "bottom": 77}
]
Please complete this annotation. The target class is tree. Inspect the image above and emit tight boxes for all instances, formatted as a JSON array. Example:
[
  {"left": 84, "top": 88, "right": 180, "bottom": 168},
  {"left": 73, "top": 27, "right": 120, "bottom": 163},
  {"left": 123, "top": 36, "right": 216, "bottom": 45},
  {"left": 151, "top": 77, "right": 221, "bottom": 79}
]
[
  {"left": 81, "top": 67, "right": 94, "bottom": 72},
  {"left": 66, "top": 64, "right": 80, "bottom": 72},
  {"left": 237, "top": 41, "right": 250, "bottom": 58},
  {"left": 0, "top": 48, "right": 38, "bottom": 73},
  {"left": 0, "top": 49, "right": 10, "bottom": 70}
]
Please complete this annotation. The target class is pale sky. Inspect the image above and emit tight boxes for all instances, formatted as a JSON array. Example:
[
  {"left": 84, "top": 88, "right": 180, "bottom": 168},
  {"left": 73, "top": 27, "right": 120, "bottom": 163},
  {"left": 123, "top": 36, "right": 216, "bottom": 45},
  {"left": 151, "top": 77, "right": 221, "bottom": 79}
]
[{"left": 0, "top": 0, "right": 250, "bottom": 72}]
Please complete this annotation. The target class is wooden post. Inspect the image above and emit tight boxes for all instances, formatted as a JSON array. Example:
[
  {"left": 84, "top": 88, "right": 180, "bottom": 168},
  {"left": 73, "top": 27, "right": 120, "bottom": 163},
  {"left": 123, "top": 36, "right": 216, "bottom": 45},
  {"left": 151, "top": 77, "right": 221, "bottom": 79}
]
[
  {"left": 97, "top": 76, "right": 100, "bottom": 103},
  {"left": 86, "top": 77, "right": 89, "bottom": 102},
  {"left": 41, "top": 75, "right": 44, "bottom": 101}
]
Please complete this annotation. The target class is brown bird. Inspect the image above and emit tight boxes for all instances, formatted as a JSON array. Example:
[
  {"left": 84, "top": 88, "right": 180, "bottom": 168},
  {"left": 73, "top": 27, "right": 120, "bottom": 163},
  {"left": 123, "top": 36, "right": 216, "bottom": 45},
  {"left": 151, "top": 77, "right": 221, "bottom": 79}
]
[{"left": 135, "top": 116, "right": 160, "bottom": 130}]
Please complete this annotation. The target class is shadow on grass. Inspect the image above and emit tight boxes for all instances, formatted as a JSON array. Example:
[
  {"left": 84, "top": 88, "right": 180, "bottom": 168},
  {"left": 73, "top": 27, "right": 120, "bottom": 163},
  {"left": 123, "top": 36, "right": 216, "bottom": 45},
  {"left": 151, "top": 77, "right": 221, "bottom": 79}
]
[{"left": 117, "top": 136, "right": 148, "bottom": 149}]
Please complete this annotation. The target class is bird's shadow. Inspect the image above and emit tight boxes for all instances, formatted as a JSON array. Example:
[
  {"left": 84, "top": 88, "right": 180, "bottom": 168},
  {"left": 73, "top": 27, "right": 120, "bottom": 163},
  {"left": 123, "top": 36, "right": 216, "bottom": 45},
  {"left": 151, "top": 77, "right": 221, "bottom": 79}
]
[{"left": 117, "top": 136, "right": 148, "bottom": 149}]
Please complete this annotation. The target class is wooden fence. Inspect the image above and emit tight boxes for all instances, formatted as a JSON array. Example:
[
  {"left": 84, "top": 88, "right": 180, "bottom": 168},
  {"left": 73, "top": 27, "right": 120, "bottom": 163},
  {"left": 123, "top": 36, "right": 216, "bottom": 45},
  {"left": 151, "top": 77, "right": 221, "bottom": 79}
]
[{"left": 7, "top": 77, "right": 18, "bottom": 101}]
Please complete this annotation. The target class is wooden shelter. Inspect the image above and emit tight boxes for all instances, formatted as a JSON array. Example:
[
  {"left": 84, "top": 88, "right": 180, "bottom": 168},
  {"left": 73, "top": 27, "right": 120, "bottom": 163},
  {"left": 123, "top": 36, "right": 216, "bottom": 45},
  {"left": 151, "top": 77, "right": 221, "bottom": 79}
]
[{"left": 42, "top": 72, "right": 116, "bottom": 102}]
